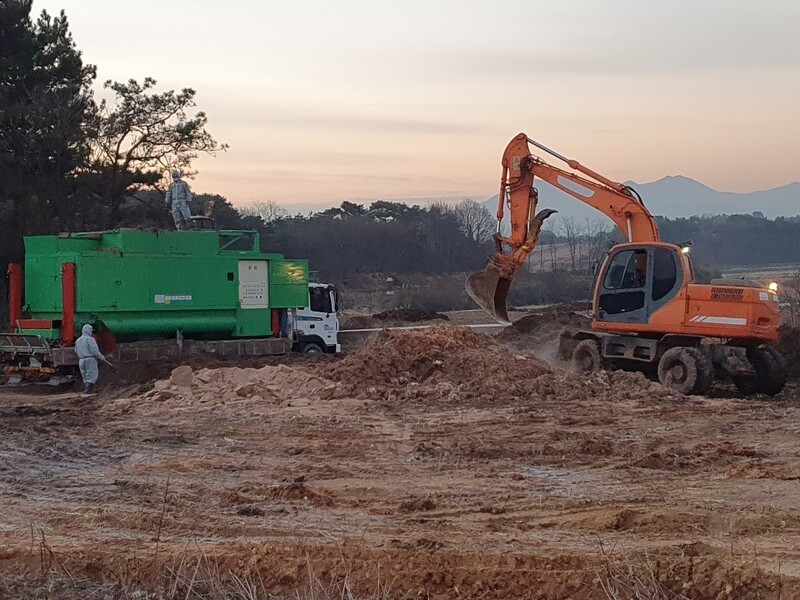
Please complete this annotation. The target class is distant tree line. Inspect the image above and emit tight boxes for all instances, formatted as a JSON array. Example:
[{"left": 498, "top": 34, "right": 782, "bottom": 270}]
[
  {"left": 529, "top": 213, "right": 800, "bottom": 276},
  {"left": 165, "top": 196, "right": 800, "bottom": 283},
  {"left": 260, "top": 200, "right": 490, "bottom": 277},
  {"left": 657, "top": 214, "right": 800, "bottom": 267},
  {"left": 192, "top": 197, "right": 493, "bottom": 277}
]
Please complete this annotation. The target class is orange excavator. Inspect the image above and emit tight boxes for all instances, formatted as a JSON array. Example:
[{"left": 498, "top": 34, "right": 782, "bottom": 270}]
[{"left": 467, "top": 133, "right": 787, "bottom": 396}]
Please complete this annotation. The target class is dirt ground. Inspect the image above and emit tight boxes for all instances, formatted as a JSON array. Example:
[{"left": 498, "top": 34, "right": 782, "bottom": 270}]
[
  {"left": 340, "top": 307, "right": 519, "bottom": 330},
  {"left": 1, "top": 325, "right": 800, "bottom": 599}
]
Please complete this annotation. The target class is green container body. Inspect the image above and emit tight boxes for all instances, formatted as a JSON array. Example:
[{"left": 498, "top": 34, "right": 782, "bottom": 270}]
[{"left": 23, "top": 229, "right": 309, "bottom": 341}]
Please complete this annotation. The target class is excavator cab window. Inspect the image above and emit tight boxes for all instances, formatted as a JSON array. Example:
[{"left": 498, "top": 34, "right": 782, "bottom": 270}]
[
  {"left": 603, "top": 250, "right": 647, "bottom": 291},
  {"left": 599, "top": 249, "right": 647, "bottom": 318},
  {"left": 652, "top": 247, "right": 678, "bottom": 301}
]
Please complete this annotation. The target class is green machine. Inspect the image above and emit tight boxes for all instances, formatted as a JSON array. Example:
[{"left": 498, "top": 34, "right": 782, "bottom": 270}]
[{"left": 11, "top": 228, "right": 309, "bottom": 344}]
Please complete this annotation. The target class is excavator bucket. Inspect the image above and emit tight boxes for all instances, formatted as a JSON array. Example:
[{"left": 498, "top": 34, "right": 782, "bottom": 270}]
[
  {"left": 466, "top": 208, "right": 558, "bottom": 326},
  {"left": 466, "top": 264, "right": 512, "bottom": 326}
]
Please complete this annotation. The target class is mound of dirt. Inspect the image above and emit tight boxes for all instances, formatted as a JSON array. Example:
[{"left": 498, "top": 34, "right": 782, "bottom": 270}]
[
  {"left": 508, "top": 302, "right": 592, "bottom": 335},
  {"left": 318, "top": 325, "right": 672, "bottom": 407},
  {"left": 136, "top": 363, "right": 338, "bottom": 410},
  {"left": 321, "top": 325, "right": 547, "bottom": 386},
  {"left": 525, "top": 368, "right": 677, "bottom": 406},
  {"left": 371, "top": 308, "right": 449, "bottom": 322},
  {"left": 499, "top": 303, "right": 592, "bottom": 364},
  {"left": 127, "top": 324, "right": 675, "bottom": 413},
  {"left": 340, "top": 308, "right": 450, "bottom": 330},
  {"left": 338, "top": 315, "right": 379, "bottom": 329}
]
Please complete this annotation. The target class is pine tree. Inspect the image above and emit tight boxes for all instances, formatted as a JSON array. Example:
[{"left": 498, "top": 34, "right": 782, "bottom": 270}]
[{"left": 0, "top": 0, "right": 96, "bottom": 259}]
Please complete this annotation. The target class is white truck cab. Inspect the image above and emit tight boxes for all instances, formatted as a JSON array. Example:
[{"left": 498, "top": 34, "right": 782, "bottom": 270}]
[{"left": 291, "top": 283, "right": 341, "bottom": 354}]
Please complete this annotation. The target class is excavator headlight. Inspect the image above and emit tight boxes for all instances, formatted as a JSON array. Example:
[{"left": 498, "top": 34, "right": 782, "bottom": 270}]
[
  {"left": 680, "top": 245, "right": 691, "bottom": 255},
  {"left": 768, "top": 281, "right": 779, "bottom": 293}
]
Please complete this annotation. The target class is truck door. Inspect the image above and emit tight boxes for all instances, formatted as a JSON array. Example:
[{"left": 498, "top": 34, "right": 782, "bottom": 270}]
[
  {"left": 308, "top": 285, "right": 338, "bottom": 350},
  {"left": 294, "top": 285, "right": 340, "bottom": 352}
]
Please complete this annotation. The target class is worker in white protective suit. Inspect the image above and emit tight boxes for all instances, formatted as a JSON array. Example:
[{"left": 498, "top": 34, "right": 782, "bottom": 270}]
[
  {"left": 75, "top": 324, "right": 113, "bottom": 394},
  {"left": 164, "top": 170, "right": 193, "bottom": 230}
]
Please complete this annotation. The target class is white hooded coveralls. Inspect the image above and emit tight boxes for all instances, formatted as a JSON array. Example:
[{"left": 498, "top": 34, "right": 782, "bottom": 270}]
[
  {"left": 165, "top": 177, "right": 193, "bottom": 230},
  {"left": 74, "top": 324, "right": 105, "bottom": 384}
]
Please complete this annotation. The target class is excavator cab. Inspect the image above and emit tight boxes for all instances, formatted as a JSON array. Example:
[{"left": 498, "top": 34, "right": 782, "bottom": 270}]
[{"left": 594, "top": 243, "right": 684, "bottom": 325}]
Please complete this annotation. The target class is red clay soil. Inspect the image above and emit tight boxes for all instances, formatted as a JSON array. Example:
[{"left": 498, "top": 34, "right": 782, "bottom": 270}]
[{"left": 1, "top": 325, "right": 799, "bottom": 599}]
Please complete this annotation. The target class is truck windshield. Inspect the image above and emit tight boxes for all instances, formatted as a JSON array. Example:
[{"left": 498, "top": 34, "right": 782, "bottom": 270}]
[{"left": 309, "top": 287, "right": 333, "bottom": 314}]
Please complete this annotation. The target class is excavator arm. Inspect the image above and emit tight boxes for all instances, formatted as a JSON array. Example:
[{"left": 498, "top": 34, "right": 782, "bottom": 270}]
[{"left": 466, "top": 133, "right": 660, "bottom": 324}]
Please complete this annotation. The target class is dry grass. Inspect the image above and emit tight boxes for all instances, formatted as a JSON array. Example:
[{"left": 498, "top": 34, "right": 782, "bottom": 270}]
[
  {"left": 1, "top": 548, "right": 392, "bottom": 600},
  {"left": 294, "top": 561, "right": 393, "bottom": 600},
  {"left": 596, "top": 543, "right": 690, "bottom": 600}
]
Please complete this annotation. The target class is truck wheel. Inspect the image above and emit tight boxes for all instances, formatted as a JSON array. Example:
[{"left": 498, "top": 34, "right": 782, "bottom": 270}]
[
  {"left": 301, "top": 342, "right": 324, "bottom": 355},
  {"left": 572, "top": 339, "right": 602, "bottom": 374},
  {"left": 657, "top": 347, "right": 713, "bottom": 395},
  {"left": 734, "top": 346, "right": 787, "bottom": 396}
]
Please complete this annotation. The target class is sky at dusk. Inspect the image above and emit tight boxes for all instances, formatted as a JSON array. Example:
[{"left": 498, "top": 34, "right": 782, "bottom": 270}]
[{"left": 31, "top": 0, "right": 800, "bottom": 211}]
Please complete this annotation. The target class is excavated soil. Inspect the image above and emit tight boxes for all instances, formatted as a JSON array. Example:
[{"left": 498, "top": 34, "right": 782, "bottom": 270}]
[
  {"left": 340, "top": 309, "right": 449, "bottom": 330},
  {"left": 2, "top": 325, "right": 800, "bottom": 599},
  {"left": 372, "top": 308, "right": 450, "bottom": 322},
  {"left": 498, "top": 303, "right": 592, "bottom": 365}
]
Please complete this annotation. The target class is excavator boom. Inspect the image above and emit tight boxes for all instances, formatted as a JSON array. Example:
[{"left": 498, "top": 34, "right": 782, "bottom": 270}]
[{"left": 467, "top": 133, "right": 660, "bottom": 323}]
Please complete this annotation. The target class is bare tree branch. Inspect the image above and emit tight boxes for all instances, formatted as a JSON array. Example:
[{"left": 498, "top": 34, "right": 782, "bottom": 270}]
[
  {"left": 452, "top": 198, "right": 495, "bottom": 243},
  {"left": 239, "top": 200, "right": 289, "bottom": 224}
]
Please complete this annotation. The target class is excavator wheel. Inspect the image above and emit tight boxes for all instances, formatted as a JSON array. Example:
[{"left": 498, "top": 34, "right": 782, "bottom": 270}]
[
  {"left": 734, "top": 345, "right": 787, "bottom": 397},
  {"left": 572, "top": 339, "right": 602, "bottom": 374},
  {"left": 657, "top": 347, "right": 714, "bottom": 396}
]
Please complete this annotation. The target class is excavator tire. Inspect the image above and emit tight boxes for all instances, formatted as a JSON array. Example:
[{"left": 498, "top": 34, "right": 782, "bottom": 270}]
[
  {"left": 657, "top": 347, "right": 713, "bottom": 395},
  {"left": 572, "top": 339, "right": 602, "bottom": 374},
  {"left": 734, "top": 345, "right": 787, "bottom": 397}
]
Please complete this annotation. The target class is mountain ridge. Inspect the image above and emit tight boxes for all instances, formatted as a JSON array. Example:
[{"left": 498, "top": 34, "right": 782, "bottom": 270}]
[{"left": 482, "top": 177, "right": 800, "bottom": 223}]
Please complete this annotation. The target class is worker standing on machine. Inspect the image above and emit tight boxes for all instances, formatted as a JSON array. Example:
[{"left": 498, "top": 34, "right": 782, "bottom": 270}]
[
  {"left": 75, "top": 324, "right": 113, "bottom": 394},
  {"left": 164, "top": 170, "right": 193, "bottom": 230}
]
